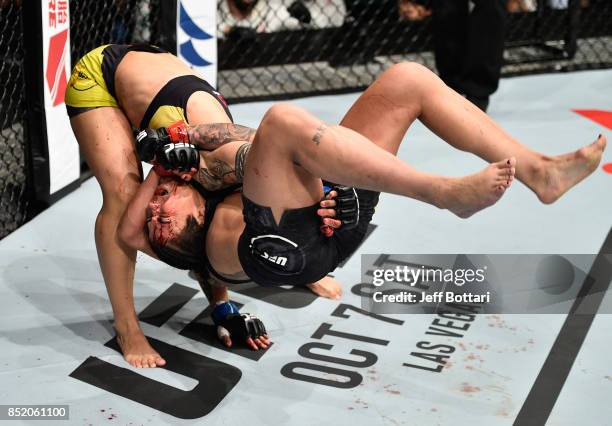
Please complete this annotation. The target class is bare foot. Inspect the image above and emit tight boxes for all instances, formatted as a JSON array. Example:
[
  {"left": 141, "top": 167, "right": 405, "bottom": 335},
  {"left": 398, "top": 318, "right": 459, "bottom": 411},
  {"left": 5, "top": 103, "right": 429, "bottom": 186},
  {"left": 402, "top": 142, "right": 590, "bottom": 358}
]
[
  {"left": 531, "top": 135, "right": 607, "bottom": 204},
  {"left": 443, "top": 158, "right": 516, "bottom": 218},
  {"left": 115, "top": 325, "right": 166, "bottom": 368},
  {"left": 306, "top": 276, "right": 342, "bottom": 300}
]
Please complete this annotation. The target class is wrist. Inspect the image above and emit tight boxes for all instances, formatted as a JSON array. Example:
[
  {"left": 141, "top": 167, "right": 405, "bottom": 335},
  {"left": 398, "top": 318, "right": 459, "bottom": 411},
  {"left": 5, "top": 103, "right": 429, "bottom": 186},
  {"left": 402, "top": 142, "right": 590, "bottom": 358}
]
[
  {"left": 211, "top": 301, "right": 239, "bottom": 325},
  {"left": 167, "top": 121, "right": 189, "bottom": 144}
]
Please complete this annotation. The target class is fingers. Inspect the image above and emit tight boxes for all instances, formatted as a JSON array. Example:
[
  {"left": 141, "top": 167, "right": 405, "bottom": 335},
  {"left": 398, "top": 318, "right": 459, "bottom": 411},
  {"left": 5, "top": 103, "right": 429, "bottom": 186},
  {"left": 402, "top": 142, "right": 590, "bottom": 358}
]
[
  {"left": 247, "top": 334, "right": 270, "bottom": 351},
  {"left": 317, "top": 208, "right": 337, "bottom": 218},
  {"left": 254, "top": 336, "right": 269, "bottom": 349},
  {"left": 246, "top": 337, "right": 259, "bottom": 351},
  {"left": 319, "top": 199, "right": 337, "bottom": 208},
  {"left": 322, "top": 218, "right": 342, "bottom": 229},
  {"left": 320, "top": 225, "right": 334, "bottom": 237},
  {"left": 176, "top": 167, "right": 197, "bottom": 181},
  {"left": 260, "top": 334, "right": 271, "bottom": 345},
  {"left": 325, "top": 190, "right": 337, "bottom": 200},
  {"left": 222, "top": 335, "right": 232, "bottom": 348}
]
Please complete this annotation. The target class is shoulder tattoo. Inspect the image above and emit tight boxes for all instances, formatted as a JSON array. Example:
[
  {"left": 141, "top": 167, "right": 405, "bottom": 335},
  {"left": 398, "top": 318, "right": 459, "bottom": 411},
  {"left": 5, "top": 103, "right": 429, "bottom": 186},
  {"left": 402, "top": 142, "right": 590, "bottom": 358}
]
[{"left": 235, "top": 143, "right": 251, "bottom": 182}]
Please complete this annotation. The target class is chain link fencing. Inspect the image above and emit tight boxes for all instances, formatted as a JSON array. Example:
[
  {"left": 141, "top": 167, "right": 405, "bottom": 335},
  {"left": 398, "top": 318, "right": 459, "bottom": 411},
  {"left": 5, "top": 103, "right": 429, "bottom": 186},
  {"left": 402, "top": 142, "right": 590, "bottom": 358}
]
[
  {"left": 69, "top": 0, "right": 165, "bottom": 178},
  {"left": 0, "top": 1, "right": 28, "bottom": 239},
  {"left": 1, "top": 1, "right": 610, "bottom": 239},
  {"left": 0, "top": 0, "right": 165, "bottom": 240},
  {"left": 69, "top": 0, "right": 163, "bottom": 75},
  {"left": 216, "top": 0, "right": 612, "bottom": 102}
]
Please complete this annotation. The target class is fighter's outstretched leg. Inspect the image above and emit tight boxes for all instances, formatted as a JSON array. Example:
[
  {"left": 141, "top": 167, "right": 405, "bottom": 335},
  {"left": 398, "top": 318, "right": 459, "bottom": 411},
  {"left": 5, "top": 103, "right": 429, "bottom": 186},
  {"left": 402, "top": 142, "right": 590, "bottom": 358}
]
[
  {"left": 243, "top": 103, "right": 515, "bottom": 221},
  {"left": 340, "top": 62, "right": 606, "bottom": 203}
]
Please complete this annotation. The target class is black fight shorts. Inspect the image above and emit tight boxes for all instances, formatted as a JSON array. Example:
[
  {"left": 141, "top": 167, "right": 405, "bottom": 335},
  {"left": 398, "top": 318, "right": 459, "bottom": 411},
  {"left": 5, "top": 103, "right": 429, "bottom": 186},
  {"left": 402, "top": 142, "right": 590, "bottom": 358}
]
[{"left": 237, "top": 189, "right": 379, "bottom": 287}]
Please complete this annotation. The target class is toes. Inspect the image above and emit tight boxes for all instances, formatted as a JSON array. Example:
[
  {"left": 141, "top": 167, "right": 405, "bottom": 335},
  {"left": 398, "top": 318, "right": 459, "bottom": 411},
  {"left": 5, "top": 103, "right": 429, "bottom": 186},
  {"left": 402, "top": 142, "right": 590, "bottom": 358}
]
[
  {"left": 498, "top": 157, "right": 517, "bottom": 169},
  {"left": 125, "top": 355, "right": 136, "bottom": 368},
  {"left": 147, "top": 355, "right": 158, "bottom": 368},
  {"left": 155, "top": 356, "right": 167, "bottom": 367}
]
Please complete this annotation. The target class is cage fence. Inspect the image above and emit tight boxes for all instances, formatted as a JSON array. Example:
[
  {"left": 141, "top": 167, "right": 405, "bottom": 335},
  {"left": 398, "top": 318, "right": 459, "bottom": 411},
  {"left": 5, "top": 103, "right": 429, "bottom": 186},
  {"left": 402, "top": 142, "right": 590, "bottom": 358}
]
[
  {"left": 0, "top": 0, "right": 610, "bottom": 239},
  {"left": 216, "top": 0, "right": 612, "bottom": 102},
  {"left": 0, "top": 1, "right": 28, "bottom": 239},
  {"left": 69, "top": 0, "right": 163, "bottom": 72}
]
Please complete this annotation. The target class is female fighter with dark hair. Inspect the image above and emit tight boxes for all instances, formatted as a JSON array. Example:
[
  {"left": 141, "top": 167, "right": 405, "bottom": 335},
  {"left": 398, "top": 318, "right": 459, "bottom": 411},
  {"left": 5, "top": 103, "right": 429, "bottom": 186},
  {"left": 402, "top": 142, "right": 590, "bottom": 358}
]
[
  {"left": 64, "top": 44, "right": 340, "bottom": 368},
  {"left": 120, "top": 62, "right": 606, "bottom": 347}
]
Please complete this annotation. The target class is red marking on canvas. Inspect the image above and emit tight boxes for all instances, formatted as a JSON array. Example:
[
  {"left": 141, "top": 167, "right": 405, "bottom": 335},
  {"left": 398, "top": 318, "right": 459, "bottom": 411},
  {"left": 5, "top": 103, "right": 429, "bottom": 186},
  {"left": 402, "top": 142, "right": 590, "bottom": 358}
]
[
  {"left": 45, "top": 29, "right": 69, "bottom": 106},
  {"left": 573, "top": 109, "right": 612, "bottom": 130}
]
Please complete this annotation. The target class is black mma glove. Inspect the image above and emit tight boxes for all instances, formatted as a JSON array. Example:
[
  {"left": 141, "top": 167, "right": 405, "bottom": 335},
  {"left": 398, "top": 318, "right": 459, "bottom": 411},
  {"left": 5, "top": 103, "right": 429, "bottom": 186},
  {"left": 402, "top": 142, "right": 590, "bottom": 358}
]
[
  {"left": 323, "top": 183, "right": 360, "bottom": 231},
  {"left": 155, "top": 141, "right": 199, "bottom": 172},
  {"left": 135, "top": 121, "right": 200, "bottom": 172},
  {"left": 211, "top": 301, "right": 267, "bottom": 344}
]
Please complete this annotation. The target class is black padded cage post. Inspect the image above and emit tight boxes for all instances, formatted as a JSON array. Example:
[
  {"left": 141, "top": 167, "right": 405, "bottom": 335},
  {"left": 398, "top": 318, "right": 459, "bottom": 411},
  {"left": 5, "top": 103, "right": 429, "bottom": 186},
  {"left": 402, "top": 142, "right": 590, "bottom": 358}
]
[{"left": 22, "top": 2, "right": 52, "bottom": 214}]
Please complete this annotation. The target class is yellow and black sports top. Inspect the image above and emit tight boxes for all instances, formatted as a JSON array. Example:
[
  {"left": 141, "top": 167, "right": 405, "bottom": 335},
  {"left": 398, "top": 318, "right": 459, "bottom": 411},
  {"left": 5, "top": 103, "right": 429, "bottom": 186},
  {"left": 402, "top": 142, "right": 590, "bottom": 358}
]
[{"left": 65, "top": 44, "right": 232, "bottom": 129}]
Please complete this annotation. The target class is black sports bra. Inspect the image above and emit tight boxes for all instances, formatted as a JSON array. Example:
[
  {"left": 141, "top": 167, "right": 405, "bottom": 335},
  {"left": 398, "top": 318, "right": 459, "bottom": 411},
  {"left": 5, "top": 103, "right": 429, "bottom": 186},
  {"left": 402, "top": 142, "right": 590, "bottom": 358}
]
[{"left": 191, "top": 181, "right": 252, "bottom": 285}]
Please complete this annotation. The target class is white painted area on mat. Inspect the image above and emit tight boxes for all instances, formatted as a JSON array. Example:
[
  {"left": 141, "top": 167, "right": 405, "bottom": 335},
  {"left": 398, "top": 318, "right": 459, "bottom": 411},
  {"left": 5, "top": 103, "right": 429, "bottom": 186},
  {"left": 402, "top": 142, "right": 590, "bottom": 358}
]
[
  {"left": 547, "top": 314, "right": 612, "bottom": 426},
  {"left": 0, "top": 69, "right": 610, "bottom": 425}
]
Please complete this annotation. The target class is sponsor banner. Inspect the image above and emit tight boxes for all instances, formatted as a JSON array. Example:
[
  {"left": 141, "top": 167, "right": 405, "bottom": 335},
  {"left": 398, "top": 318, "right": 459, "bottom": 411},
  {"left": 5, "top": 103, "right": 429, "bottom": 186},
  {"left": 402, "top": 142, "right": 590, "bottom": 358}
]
[
  {"left": 41, "top": 0, "right": 79, "bottom": 194},
  {"left": 361, "top": 254, "right": 608, "bottom": 314},
  {"left": 177, "top": 0, "right": 217, "bottom": 86}
]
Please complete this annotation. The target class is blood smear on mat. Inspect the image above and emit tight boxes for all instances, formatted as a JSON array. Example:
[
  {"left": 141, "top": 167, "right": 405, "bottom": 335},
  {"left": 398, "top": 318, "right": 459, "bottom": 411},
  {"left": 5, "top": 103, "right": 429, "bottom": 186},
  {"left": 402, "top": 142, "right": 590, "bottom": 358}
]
[{"left": 603, "top": 163, "right": 612, "bottom": 174}]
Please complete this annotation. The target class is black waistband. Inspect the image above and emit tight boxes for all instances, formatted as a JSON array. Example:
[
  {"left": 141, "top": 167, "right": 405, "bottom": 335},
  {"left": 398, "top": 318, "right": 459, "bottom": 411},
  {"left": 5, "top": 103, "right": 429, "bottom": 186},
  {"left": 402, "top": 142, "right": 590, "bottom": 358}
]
[
  {"left": 206, "top": 263, "right": 252, "bottom": 285},
  {"left": 101, "top": 44, "right": 166, "bottom": 100},
  {"left": 140, "top": 74, "right": 234, "bottom": 129}
]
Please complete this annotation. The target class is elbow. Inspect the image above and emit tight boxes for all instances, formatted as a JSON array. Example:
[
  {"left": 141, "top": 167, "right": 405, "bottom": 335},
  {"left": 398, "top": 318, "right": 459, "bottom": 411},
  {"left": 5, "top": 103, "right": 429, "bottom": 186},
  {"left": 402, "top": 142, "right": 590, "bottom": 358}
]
[{"left": 117, "top": 216, "right": 143, "bottom": 250}]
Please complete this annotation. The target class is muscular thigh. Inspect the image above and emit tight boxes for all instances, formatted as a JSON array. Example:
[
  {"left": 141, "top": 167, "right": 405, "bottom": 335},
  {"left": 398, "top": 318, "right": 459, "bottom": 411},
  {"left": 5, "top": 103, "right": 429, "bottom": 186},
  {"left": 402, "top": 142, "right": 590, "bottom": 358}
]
[
  {"left": 340, "top": 64, "right": 421, "bottom": 155},
  {"left": 70, "top": 107, "right": 141, "bottom": 202},
  {"left": 243, "top": 107, "right": 323, "bottom": 224}
]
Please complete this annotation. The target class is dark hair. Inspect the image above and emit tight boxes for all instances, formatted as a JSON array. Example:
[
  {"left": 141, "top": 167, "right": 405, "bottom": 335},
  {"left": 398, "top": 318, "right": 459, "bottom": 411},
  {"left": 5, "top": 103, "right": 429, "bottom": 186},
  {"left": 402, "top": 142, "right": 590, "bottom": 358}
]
[{"left": 149, "top": 215, "right": 207, "bottom": 270}]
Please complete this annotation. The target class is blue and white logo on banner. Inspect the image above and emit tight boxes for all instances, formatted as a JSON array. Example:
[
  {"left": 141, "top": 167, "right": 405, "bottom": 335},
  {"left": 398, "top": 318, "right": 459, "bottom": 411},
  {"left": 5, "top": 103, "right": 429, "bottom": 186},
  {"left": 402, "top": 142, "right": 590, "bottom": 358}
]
[{"left": 177, "top": 0, "right": 217, "bottom": 85}]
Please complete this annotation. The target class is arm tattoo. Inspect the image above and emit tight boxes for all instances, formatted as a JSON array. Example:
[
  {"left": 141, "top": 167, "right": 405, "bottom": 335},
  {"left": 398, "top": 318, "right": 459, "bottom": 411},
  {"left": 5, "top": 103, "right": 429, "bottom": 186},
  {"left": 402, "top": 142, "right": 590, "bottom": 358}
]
[
  {"left": 235, "top": 143, "right": 251, "bottom": 182},
  {"left": 312, "top": 124, "right": 327, "bottom": 146},
  {"left": 194, "top": 155, "right": 236, "bottom": 192},
  {"left": 187, "top": 123, "right": 256, "bottom": 150}
]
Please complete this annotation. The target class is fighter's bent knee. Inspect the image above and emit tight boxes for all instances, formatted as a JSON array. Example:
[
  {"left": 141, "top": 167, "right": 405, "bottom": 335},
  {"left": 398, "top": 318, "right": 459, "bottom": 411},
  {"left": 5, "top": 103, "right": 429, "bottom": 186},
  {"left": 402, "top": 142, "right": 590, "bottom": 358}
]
[
  {"left": 387, "top": 61, "right": 431, "bottom": 80},
  {"left": 256, "top": 103, "right": 306, "bottom": 146},
  {"left": 261, "top": 103, "right": 303, "bottom": 129}
]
